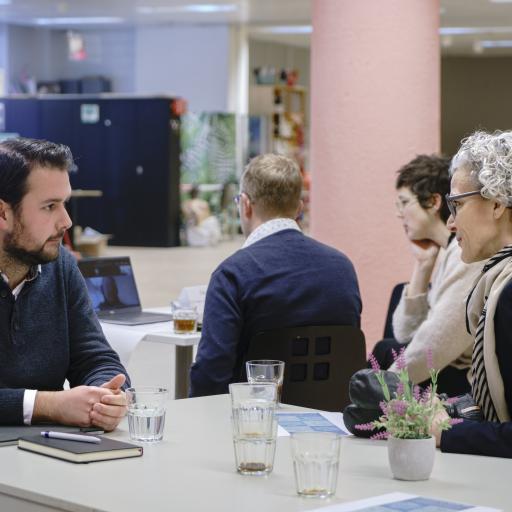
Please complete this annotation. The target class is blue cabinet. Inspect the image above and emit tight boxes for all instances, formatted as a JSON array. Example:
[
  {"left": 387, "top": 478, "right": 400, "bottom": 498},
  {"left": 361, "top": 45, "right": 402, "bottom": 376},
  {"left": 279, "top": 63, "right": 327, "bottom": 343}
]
[{"left": 0, "top": 96, "right": 181, "bottom": 247}]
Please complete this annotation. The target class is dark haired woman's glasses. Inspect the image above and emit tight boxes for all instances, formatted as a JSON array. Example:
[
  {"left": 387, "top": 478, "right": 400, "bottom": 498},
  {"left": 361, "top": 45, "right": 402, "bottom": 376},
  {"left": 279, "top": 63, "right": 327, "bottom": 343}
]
[{"left": 445, "top": 190, "right": 481, "bottom": 218}]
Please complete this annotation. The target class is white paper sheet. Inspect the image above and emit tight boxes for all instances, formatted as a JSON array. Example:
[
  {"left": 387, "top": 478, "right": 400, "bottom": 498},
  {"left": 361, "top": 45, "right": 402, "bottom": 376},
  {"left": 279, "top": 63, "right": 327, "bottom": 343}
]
[{"left": 100, "top": 322, "right": 147, "bottom": 367}]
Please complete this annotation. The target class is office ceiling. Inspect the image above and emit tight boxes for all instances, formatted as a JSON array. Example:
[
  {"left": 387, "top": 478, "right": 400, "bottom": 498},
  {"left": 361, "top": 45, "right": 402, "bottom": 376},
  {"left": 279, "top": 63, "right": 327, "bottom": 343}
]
[{"left": 2, "top": 0, "right": 512, "bottom": 54}]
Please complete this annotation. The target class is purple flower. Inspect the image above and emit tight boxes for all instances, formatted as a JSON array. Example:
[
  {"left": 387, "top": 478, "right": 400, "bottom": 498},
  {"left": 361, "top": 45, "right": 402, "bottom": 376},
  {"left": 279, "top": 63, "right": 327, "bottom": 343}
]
[
  {"left": 368, "top": 353, "right": 381, "bottom": 372},
  {"left": 413, "top": 385, "right": 421, "bottom": 401},
  {"left": 370, "top": 431, "right": 389, "bottom": 441},
  {"left": 394, "top": 347, "right": 407, "bottom": 370},
  {"left": 355, "top": 422, "right": 376, "bottom": 431},
  {"left": 421, "top": 385, "right": 432, "bottom": 402},
  {"left": 379, "top": 401, "right": 388, "bottom": 414},
  {"left": 391, "top": 400, "right": 407, "bottom": 416},
  {"left": 396, "top": 382, "right": 404, "bottom": 396},
  {"left": 426, "top": 348, "right": 434, "bottom": 370},
  {"left": 449, "top": 418, "right": 464, "bottom": 426}
]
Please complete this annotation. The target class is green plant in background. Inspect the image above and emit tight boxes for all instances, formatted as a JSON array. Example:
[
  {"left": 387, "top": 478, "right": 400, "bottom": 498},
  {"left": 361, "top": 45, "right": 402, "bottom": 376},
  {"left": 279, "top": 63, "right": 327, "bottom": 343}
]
[{"left": 181, "top": 112, "right": 238, "bottom": 185}]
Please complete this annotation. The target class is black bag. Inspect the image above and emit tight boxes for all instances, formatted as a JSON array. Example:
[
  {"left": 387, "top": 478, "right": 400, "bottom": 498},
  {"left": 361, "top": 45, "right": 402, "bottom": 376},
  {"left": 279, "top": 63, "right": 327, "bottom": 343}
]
[
  {"left": 440, "top": 393, "right": 484, "bottom": 422},
  {"left": 343, "top": 369, "right": 401, "bottom": 438},
  {"left": 343, "top": 369, "right": 483, "bottom": 438}
]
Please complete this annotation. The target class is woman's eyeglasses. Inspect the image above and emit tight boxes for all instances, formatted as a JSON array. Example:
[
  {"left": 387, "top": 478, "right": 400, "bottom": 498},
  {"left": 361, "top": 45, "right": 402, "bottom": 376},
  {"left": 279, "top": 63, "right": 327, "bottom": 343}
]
[
  {"left": 445, "top": 190, "right": 481, "bottom": 218},
  {"left": 395, "top": 197, "right": 418, "bottom": 213}
]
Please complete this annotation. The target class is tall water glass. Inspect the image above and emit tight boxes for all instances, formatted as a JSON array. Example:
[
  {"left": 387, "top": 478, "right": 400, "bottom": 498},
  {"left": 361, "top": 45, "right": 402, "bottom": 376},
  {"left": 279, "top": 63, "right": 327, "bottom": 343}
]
[
  {"left": 246, "top": 360, "right": 285, "bottom": 403},
  {"left": 291, "top": 432, "right": 341, "bottom": 498},
  {"left": 126, "top": 387, "right": 168, "bottom": 442},
  {"left": 230, "top": 382, "right": 278, "bottom": 475}
]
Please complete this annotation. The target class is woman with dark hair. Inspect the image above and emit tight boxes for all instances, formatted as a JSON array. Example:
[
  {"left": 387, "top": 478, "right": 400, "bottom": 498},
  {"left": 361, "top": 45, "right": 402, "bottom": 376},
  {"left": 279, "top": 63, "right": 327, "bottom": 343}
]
[
  {"left": 434, "top": 130, "right": 512, "bottom": 457},
  {"left": 372, "top": 154, "right": 484, "bottom": 396}
]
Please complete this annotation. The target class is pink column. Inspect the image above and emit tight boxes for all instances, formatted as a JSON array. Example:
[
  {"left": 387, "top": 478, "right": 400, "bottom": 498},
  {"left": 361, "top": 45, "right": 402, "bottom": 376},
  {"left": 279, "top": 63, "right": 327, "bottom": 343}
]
[{"left": 311, "top": 0, "right": 440, "bottom": 349}]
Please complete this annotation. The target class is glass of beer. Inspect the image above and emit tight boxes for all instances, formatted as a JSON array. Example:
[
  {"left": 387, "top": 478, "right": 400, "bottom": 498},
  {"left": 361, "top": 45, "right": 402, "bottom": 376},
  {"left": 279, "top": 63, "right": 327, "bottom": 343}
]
[{"left": 173, "top": 307, "right": 198, "bottom": 334}]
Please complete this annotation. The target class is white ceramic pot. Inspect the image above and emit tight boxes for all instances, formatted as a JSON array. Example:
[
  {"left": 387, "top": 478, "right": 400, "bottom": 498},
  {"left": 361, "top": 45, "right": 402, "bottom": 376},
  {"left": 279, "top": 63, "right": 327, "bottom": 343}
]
[{"left": 387, "top": 436, "right": 436, "bottom": 481}]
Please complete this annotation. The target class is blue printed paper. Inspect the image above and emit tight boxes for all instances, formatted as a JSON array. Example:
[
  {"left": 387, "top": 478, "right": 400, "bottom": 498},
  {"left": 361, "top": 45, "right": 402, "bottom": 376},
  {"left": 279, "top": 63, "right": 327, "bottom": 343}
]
[{"left": 276, "top": 412, "right": 348, "bottom": 434}]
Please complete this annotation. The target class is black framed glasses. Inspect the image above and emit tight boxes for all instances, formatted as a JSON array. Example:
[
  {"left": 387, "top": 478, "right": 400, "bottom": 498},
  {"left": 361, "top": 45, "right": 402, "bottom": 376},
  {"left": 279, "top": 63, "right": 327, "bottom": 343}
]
[{"left": 445, "top": 190, "right": 481, "bottom": 218}]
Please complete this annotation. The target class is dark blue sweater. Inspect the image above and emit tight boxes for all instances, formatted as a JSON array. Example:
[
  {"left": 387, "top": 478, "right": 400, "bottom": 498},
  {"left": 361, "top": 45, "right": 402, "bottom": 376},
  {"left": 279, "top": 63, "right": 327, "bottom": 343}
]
[
  {"left": 441, "top": 279, "right": 512, "bottom": 457},
  {"left": 189, "top": 230, "right": 362, "bottom": 397},
  {"left": 0, "top": 248, "right": 129, "bottom": 425}
]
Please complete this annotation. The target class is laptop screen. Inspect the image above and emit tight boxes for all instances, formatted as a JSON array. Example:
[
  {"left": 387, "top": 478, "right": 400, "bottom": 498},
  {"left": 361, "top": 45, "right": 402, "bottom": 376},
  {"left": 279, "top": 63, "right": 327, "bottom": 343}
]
[{"left": 78, "top": 257, "right": 141, "bottom": 313}]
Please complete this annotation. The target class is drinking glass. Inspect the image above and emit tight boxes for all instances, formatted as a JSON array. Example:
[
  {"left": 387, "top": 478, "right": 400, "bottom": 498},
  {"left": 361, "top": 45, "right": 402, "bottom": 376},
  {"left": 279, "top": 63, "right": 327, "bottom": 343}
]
[
  {"left": 290, "top": 432, "right": 341, "bottom": 498},
  {"left": 126, "top": 387, "right": 168, "bottom": 442},
  {"left": 246, "top": 360, "right": 285, "bottom": 403},
  {"left": 173, "top": 307, "right": 198, "bottom": 334},
  {"left": 230, "top": 382, "right": 278, "bottom": 475}
]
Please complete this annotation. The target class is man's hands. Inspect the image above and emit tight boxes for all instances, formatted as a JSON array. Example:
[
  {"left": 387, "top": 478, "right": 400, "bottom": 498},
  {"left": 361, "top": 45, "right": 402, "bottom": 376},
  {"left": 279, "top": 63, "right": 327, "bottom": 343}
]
[
  {"left": 33, "top": 374, "right": 128, "bottom": 432},
  {"left": 92, "top": 374, "right": 127, "bottom": 431}
]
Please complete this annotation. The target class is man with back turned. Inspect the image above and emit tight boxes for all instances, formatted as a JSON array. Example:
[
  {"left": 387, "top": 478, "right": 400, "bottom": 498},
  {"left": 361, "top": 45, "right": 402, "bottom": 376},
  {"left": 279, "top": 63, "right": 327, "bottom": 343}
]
[{"left": 190, "top": 153, "right": 362, "bottom": 396}]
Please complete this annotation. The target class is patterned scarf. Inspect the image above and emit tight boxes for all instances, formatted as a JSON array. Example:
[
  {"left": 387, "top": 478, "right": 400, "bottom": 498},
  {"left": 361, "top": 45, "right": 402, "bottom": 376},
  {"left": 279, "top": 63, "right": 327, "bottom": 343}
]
[{"left": 466, "top": 244, "right": 512, "bottom": 422}]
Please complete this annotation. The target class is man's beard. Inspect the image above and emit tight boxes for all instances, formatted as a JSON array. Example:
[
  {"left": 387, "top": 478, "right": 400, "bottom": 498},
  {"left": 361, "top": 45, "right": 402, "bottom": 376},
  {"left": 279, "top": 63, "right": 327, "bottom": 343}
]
[{"left": 4, "top": 221, "right": 64, "bottom": 267}]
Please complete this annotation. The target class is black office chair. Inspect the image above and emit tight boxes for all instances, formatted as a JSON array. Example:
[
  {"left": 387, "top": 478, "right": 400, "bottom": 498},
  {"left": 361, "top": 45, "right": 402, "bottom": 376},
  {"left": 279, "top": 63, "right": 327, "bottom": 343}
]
[
  {"left": 243, "top": 325, "right": 366, "bottom": 412},
  {"left": 382, "top": 283, "right": 406, "bottom": 339}
]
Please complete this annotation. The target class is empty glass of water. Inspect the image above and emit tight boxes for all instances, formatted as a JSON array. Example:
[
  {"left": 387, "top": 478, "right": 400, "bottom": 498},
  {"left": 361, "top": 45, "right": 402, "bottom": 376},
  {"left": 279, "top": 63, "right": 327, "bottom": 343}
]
[
  {"left": 246, "top": 360, "right": 285, "bottom": 404},
  {"left": 126, "top": 387, "right": 168, "bottom": 442},
  {"left": 290, "top": 432, "right": 341, "bottom": 498},
  {"left": 230, "top": 382, "right": 278, "bottom": 475}
]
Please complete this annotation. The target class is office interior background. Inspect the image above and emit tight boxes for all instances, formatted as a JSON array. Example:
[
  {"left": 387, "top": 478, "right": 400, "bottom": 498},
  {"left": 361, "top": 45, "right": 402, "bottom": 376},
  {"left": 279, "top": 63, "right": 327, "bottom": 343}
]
[{"left": 0, "top": 0, "right": 511, "bottom": 348}]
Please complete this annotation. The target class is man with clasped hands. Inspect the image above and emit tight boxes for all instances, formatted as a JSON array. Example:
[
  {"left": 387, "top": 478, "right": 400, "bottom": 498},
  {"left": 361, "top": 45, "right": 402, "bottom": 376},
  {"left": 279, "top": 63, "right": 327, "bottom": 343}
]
[{"left": 0, "top": 138, "right": 129, "bottom": 430}]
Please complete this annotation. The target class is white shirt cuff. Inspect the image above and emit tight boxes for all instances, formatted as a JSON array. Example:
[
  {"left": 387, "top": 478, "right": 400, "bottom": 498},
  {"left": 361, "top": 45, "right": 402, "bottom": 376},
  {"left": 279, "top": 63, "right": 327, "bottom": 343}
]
[{"left": 23, "top": 389, "right": 38, "bottom": 425}]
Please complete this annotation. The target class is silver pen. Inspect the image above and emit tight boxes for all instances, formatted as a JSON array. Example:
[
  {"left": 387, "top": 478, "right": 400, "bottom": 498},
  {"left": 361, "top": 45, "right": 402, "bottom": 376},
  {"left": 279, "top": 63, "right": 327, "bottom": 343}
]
[{"left": 40, "top": 431, "right": 101, "bottom": 444}]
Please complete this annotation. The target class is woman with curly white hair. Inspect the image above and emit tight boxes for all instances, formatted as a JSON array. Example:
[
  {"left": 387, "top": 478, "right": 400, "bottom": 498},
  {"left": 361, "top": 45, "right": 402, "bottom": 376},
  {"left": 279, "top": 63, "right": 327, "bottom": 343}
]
[{"left": 434, "top": 130, "right": 512, "bottom": 457}]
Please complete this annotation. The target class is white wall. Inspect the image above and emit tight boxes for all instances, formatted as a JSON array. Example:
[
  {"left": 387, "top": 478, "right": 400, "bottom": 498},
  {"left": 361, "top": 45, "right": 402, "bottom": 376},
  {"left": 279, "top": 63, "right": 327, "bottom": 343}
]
[
  {"left": 3, "top": 23, "right": 234, "bottom": 111},
  {"left": 0, "top": 24, "right": 7, "bottom": 94},
  {"left": 135, "top": 24, "right": 231, "bottom": 112},
  {"left": 6, "top": 25, "right": 53, "bottom": 91},
  {"left": 50, "top": 28, "right": 136, "bottom": 93}
]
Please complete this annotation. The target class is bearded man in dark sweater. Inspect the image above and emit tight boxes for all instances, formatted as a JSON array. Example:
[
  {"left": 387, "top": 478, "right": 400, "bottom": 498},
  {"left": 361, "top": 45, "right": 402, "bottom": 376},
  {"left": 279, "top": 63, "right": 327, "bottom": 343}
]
[
  {"left": 190, "top": 154, "right": 362, "bottom": 397},
  {"left": 0, "top": 138, "right": 129, "bottom": 429}
]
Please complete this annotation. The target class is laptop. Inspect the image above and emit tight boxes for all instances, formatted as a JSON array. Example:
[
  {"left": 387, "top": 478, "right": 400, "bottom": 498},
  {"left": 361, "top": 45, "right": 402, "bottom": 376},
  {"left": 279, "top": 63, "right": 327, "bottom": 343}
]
[{"left": 78, "top": 256, "right": 172, "bottom": 325}]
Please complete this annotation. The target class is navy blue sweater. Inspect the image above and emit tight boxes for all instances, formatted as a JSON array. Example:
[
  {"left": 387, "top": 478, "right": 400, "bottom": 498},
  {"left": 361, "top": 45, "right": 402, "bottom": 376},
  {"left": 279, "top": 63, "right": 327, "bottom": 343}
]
[
  {"left": 441, "top": 279, "right": 512, "bottom": 457},
  {"left": 189, "top": 230, "right": 362, "bottom": 397},
  {"left": 0, "top": 248, "right": 129, "bottom": 425}
]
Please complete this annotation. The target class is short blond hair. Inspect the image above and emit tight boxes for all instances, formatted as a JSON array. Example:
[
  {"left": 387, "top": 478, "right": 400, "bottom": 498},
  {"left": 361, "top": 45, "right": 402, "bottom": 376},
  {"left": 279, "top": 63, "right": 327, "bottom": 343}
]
[{"left": 241, "top": 154, "right": 302, "bottom": 217}]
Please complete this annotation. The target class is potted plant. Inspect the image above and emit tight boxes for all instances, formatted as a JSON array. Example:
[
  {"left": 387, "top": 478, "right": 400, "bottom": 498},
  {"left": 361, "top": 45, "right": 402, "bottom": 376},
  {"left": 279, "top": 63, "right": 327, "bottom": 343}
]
[{"left": 356, "top": 349, "right": 461, "bottom": 481}]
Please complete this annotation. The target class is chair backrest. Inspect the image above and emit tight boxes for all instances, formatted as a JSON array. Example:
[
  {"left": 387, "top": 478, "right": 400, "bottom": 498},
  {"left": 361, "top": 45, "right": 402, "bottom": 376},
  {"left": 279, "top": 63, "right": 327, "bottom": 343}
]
[
  {"left": 244, "top": 325, "right": 366, "bottom": 412},
  {"left": 382, "top": 283, "right": 406, "bottom": 339}
]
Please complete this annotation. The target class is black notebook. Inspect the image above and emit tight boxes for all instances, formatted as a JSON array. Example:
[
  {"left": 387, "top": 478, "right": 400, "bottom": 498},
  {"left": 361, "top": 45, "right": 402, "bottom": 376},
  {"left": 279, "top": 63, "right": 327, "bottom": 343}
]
[
  {"left": 0, "top": 425, "right": 104, "bottom": 447},
  {"left": 18, "top": 435, "right": 143, "bottom": 463}
]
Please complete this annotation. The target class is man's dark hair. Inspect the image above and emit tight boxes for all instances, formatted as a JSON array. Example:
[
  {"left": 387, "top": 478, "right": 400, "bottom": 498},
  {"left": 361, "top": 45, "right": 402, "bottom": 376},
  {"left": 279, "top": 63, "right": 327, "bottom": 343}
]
[
  {"left": 0, "top": 137, "right": 73, "bottom": 213},
  {"left": 396, "top": 154, "right": 451, "bottom": 222}
]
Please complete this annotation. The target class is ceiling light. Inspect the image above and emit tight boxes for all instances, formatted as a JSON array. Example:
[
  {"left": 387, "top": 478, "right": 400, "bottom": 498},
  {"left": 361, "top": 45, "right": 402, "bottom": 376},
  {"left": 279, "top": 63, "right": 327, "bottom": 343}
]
[
  {"left": 440, "top": 26, "right": 512, "bottom": 35},
  {"left": 252, "top": 25, "right": 312, "bottom": 35},
  {"left": 34, "top": 17, "right": 124, "bottom": 26},
  {"left": 480, "top": 39, "right": 512, "bottom": 48},
  {"left": 0, "top": 0, "right": 11, "bottom": 5},
  {"left": 137, "top": 4, "right": 237, "bottom": 14}
]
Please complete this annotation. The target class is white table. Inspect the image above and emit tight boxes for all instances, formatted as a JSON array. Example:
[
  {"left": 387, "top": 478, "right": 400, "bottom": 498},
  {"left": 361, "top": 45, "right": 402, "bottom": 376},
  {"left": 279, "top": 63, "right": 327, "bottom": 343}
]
[
  {"left": 0, "top": 395, "right": 510, "bottom": 512},
  {"left": 100, "top": 308, "right": 200, "bottom": 399}
]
